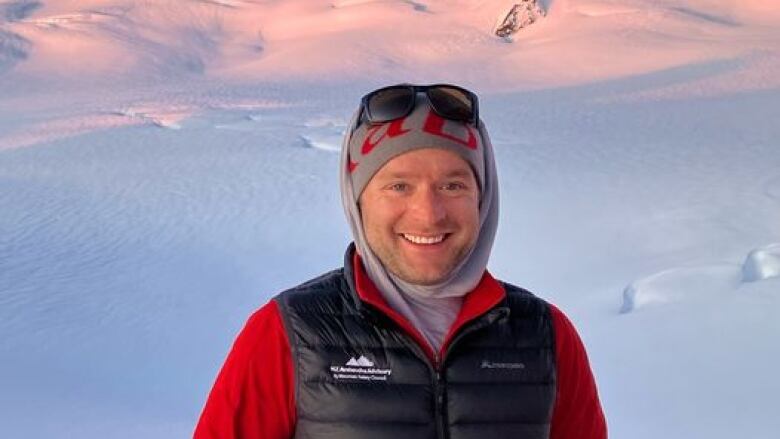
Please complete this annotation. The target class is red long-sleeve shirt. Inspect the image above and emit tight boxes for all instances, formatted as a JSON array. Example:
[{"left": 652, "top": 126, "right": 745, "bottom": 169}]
[{"left": 195, "top": 261, "right": 607, "bottom": 439}]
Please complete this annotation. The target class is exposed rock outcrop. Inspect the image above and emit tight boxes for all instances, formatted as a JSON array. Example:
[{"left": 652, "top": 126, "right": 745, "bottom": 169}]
[{"left": 495, "top": 0, "right": 546, "bottom": 38}]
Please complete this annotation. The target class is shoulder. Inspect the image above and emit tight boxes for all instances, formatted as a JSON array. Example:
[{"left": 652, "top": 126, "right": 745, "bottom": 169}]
[
  {"left": 495, "top": 280, "right": 577, "bottom": 332},
  {"left": 275, "top": 268, "right": 346, "bottom": 299},
  {"left": 281, "top": 268, "right": 347, "bottom": 295},
  {"left": 502, "top": 282, "right": 585, "bottom": 341},
  {"left": 232, "top": 300, "right": 289, "bottom": 359},
  {"left": 498, "top": 280, "right": 553, "bottom": 317},
  {"left": 498, "top": 286, "right": 591, "bottom": 370},
  {"left": 273, "top": 268, "right": 356, "bottom": 317},
  {"left": 234, "top": 268, "right": 345, "bottom": 344},
  {"left": 546, "top": 303, "right": 589, "bottom": 358}
]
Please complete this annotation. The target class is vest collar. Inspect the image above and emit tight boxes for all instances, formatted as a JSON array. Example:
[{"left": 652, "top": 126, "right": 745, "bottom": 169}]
[{"left": 343, "top": 243, "right": 507, "bottom": 362}]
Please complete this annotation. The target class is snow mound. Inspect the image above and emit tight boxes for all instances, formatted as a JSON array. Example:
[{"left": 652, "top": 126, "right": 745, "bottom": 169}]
[
  {"left": 299, "top": 131, "right": 342, "bottom": 152},
  {"left": 6, "top": 1, "right": 225, "bottom": 78},
  {"left": 742, "top": 244, "right": 780, "bottom": 283},
  {"left": 298, "top": 116, "right": 347, "bottom": 152},
  {"left": 620, "top": 264, "right": 741, "bottom": 313},
  {"left": 114, "top": 106, "right": 196, "bottom": 130},
  {"left": 623, "top": 242, "right": 780, "bottom": 312}
]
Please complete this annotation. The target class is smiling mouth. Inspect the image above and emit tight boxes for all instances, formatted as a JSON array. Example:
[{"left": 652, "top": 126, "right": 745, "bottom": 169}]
[{"left": 401, "top": 233, "right": 449, "bottom": 245}]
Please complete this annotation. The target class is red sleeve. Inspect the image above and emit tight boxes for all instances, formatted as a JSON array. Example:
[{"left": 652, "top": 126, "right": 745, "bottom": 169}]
[
  {"left": 194, "top": 300, "right": 296, "bottom": 439},
  {"left": 549, "top": 304, "right": 607, "bottom": 439}
]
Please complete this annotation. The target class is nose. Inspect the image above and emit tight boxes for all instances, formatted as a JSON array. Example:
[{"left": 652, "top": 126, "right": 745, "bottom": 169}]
[{"left": 408, "top": 186, "right": 447, "bottom": 226}]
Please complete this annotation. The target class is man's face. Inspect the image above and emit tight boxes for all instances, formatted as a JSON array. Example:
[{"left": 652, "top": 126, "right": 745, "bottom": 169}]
[{"left": 359, "top": 148, "right": 480, "bottom": 285}]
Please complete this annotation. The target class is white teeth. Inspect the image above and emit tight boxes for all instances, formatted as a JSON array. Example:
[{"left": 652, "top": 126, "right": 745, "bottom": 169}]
[{"left": 402, "top": 234, "right": 446, "bottom": 245}]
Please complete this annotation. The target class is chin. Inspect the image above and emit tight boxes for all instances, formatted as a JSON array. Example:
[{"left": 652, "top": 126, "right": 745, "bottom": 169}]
[{"left": 396, "top": 267, "right": 453, "bottom": 286}]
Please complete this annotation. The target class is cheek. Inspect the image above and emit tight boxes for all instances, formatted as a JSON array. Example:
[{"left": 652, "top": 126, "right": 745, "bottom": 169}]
[
  {"left": 361, "top": 200, "right": 395, "bottom": 237},
  {"left": 454, "top": 197, "right": 479, "bottom": 220},
  {"left": 457, "top": 200, "right": 481, "bottom": 238}
]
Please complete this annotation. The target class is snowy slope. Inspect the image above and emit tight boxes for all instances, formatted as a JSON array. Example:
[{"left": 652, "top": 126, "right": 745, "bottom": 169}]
[
  {"left": 2, "top": 0, "right": 779, "bottom": 88},
  {"left": 1, "top": 1, "right": 780, "bottom": 438}
]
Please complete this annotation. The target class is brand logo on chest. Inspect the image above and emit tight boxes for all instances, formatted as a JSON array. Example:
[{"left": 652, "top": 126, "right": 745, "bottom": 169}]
[
  {"left": 480, "top": 360, "right": 526, "bottom": 370},
  {"left": 330, "top": 355, "right": 393, "bottom": 382}
]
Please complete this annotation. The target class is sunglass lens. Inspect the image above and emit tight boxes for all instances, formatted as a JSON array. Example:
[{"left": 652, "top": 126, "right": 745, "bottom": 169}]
[
  {"left": 367, "top": 87, "right": 415, "bottom": 122},
  {"left": 427, "top": 86, "right": 474, "bottom": 122}
]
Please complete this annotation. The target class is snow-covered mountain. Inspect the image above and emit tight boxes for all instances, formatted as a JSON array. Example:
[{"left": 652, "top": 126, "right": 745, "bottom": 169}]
[
  {"left": 1, "top": 0, "right": 779, "bottom": 88},
  {"left": 1, "top": 1, "right": 779, "bottom": 438}
]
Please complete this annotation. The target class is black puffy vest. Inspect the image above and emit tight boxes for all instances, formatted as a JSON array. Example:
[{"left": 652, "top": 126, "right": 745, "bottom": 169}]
[{"left": 275, "top": 249, "right": 556, "bottom": 439}]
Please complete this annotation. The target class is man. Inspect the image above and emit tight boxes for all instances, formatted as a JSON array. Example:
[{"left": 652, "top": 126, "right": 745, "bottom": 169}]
[{"left": 195, "top": 84, "right": 607, "bottom": 439}]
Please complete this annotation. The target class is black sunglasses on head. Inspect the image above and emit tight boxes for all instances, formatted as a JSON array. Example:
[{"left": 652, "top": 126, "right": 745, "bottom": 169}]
[{"left": 355, "top": 84, "right": 480, "bottom": 129}]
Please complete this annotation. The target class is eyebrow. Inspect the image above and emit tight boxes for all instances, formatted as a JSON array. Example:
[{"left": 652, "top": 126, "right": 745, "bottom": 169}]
[{"left": 444, "top": 169, "right": 474, "bottom": 178}]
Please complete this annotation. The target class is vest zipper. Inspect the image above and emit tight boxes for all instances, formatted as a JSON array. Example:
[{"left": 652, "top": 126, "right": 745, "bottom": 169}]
[
  {"left": 395, "top": 334, "right": 445, "bottom": 439},
  {"left": 433, "top": 353, "right": 445, "bottom": 439},
  {"left": 433, "top": 308, "right": 507, "bottom": 439},
  {"left": 366, "top": 307, "right": 443, "bottom": 436}
]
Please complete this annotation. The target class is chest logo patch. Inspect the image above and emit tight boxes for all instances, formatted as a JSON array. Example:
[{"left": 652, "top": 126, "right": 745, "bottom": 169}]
[
  {"left": 330, "top": 355, "right": 393, "bottom": 382},
  {"left": 480, "top": 360, "right": 526, "bottom": 370}
]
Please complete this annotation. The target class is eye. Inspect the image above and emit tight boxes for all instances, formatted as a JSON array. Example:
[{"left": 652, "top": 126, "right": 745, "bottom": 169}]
[
  {"left": 441, "top": 182, "right": 467, "bottom": 191},
  {"left": 387, "top": 182, "right": 409, "bottom": 192}
]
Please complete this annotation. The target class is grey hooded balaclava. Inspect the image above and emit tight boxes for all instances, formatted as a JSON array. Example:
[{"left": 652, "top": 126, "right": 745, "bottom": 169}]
[{"left": 339, "top": 92, "right": 500, "bottom": 352}]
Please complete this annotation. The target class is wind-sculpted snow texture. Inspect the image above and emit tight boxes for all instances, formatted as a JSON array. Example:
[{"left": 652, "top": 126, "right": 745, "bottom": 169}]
[{"left": 1, "top": 1, "right": 779, "bottom": 438}]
